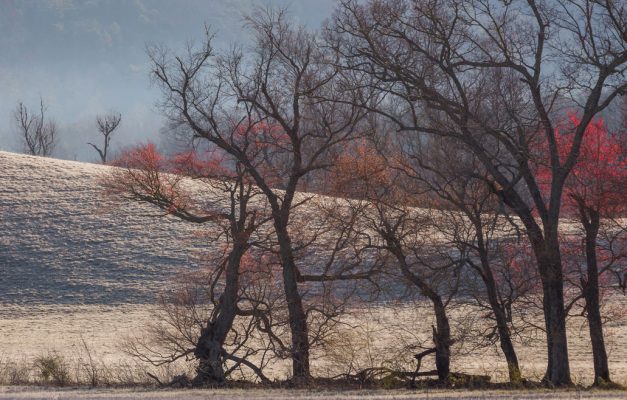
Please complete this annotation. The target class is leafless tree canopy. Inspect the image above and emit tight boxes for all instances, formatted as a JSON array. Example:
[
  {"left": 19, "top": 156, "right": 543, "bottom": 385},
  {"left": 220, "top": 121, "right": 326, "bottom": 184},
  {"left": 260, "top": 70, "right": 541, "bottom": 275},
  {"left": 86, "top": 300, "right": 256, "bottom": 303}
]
[
  {"left": 14, "top": 99, "right": 57, "bottom": 157},
  {"left": 330, "top": 0, "right": 626, "bottom": 386},
  {"left": 93, "top": 0, "right": 626, "bottom": 390},
  {"left": 89, "top": 112, "right": 121, "bottom": 163}
]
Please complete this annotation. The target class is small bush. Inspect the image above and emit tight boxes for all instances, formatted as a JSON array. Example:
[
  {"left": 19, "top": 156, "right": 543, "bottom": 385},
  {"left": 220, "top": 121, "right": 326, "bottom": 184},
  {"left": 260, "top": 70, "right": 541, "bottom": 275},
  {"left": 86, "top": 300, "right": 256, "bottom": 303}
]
[
  {"left": 0, "top": 359, "right": 31, "bottom": 385},
  {"left": 34, "top": 353, "right": 70, "bottom": 386}
]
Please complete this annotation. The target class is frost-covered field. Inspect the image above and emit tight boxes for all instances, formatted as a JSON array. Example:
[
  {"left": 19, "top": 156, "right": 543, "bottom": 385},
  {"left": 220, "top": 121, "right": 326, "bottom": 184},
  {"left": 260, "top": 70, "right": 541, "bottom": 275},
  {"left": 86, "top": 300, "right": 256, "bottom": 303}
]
[
  {"left": 1, "top": 151, "right": 626, "bottom": 397},
  {"left": 0, "top": 152, "right": 209, "bottom": 305},
  {"left": 1, "top": 301, "right": 626, "bottom": 386}
]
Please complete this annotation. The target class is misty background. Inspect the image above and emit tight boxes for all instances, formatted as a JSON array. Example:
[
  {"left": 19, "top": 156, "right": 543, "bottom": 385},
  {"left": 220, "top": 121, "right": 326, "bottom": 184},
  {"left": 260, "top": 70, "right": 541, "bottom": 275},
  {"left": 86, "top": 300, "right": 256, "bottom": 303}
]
[{"left": 0, "top": 0, "right": 335, "bottom": 162}]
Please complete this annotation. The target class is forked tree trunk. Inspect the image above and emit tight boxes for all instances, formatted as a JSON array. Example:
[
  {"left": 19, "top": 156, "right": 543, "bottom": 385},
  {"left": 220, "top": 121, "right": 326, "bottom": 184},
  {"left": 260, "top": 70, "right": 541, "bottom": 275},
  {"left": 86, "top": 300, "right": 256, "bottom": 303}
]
[
  {"left": 580, "top": 208, "right": 611, "bottom": 385},
  {"left": 192, "top": 242, "right": 247, "bottom": 386},
  {"left": 390, "top": 241, "right": 451, "bottom": 382}
]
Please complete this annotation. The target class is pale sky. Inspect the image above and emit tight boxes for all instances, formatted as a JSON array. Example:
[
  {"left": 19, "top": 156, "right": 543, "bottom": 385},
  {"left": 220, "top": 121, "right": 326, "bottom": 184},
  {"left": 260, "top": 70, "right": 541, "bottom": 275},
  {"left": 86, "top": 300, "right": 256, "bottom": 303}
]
[{"left": 0, "top": 0, "right": 336, "bottom": 161}]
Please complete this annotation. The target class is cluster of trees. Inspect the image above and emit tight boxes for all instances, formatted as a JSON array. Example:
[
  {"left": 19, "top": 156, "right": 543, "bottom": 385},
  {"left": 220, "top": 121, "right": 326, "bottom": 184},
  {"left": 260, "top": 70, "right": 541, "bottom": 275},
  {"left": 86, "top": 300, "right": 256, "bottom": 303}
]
[
  {"left": 102, "top": 0, "right": 625, "bottom": 388},
  {"left": 13, "top": 98, "right": 121, "bottom": 162}
]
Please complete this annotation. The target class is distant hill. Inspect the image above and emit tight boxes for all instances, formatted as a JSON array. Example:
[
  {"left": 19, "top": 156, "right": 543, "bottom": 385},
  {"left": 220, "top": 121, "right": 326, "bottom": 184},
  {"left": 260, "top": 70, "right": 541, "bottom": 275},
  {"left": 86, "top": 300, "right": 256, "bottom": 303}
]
[
  {"left": 0, "top": 151, "right": 386, "bottom": 306},
  {"left": 0, "top": 151, "right": 207, "bottom": 305}
]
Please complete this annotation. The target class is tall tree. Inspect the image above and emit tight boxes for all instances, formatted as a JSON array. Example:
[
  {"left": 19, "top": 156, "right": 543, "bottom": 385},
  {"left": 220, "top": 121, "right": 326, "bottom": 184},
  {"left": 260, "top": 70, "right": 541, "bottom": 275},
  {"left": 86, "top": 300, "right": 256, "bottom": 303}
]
[
  {"left": 538, "top": 114, "right": 627, "bottom": 385},
  {"left": 393, "top": 135, "right": 526, "bottom": 382},
  {"left": 331, "top": 141, "right": 460, "bottom": 382},
  {"left": 332, "top": 0, "right": 626, "bottom": 385},
  {"left": 147, "top": 11, "right": 367, "bottom": 380}
]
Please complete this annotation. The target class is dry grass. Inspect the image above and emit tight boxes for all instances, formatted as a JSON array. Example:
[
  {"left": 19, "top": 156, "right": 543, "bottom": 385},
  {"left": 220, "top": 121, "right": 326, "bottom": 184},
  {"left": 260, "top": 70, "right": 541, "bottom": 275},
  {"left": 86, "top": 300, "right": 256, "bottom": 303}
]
[{"left": 0, "top": 298, "right": 626, "bottom": 388}]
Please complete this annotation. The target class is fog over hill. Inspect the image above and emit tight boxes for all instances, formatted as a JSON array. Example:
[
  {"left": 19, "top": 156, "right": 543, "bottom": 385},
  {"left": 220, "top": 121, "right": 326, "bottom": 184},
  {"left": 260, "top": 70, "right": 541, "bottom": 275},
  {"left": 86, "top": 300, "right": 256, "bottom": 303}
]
[{"left": 0, "top": 151, "right": 207, "bottom": 305}]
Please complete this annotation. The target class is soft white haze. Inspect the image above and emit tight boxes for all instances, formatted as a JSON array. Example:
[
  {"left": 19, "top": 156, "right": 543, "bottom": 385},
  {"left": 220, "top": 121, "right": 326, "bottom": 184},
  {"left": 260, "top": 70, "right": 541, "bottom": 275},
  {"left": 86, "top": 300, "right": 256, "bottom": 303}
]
[{"left": 0, "top": 0, "right": 336, "bottom": 162}]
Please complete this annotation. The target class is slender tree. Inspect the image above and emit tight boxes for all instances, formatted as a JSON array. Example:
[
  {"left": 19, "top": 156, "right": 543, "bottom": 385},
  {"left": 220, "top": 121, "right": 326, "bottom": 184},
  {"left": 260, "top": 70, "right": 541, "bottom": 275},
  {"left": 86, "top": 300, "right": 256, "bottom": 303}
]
[
  {"left": 392, "top": 135, "right": 526, "bottom": 382},
  {"left": 331, "top": 141, "right": 460, "bottom": 382},
  {"left": 14, "top": 98, "right": 57, "bottom": 157},
  {"left": 89, "top": 112, "right": 121, "bottom": 163}
]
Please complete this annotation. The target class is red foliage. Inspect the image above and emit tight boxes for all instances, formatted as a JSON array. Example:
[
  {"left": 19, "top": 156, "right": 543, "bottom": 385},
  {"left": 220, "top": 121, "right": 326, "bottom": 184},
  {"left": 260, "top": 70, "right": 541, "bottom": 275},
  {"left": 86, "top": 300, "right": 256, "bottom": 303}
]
[
  {"left": 170, "top": 149, "right": 232, "bottom": 178},
  {"left": 105, "top": 142, "right": 236, "bottom": 217},
  {"left": 111, "top": 142, "right": 166, "bottom": 172},
  {"left": 113, "top": 142, "right": 234, "bottom": 179},
  {"left": 331, "top": 139, "right": 390, "bottom": 197},
  {"left": 536, "top": 113, "right": 627, "bottom": 217}
]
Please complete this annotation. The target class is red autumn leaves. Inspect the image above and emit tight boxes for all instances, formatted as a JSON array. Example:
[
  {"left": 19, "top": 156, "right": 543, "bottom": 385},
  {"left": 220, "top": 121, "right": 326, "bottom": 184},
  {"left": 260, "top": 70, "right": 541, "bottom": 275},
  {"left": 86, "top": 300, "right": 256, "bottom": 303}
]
[{"left": 535, "top": 113, "right": 626, "bottom": 218}]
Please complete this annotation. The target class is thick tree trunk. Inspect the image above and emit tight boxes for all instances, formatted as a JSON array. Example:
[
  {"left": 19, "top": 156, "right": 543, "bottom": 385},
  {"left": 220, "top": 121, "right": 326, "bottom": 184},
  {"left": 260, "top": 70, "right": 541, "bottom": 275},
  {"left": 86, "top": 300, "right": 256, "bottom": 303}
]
[
  {"left": 518, "top": 219, "right": 572, "bottom": 387},
  {"left": 192, "top": 243, "right": 246, "bottom": 386},
  {"left": 537, "top": 242, "right": 571, "bottom": 386},
  {"left": 542, "top": 279, "right": 570, "bottom": 386},
  {"left": 581, "top": 210, "right": 611, "bottom": 385},
  {"left": 193, "top": 339, "right": 226, "bottom": 385},
  {"left": 275, "top": 225, "right": 310, "bottom": 380}
]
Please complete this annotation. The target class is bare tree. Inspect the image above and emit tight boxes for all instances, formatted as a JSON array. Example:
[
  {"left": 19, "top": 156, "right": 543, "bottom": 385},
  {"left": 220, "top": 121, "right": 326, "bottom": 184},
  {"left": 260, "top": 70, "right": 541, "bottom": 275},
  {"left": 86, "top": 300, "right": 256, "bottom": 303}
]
[
  {"left": 147, "top": 10, "right": 368, "bottom": 381},
  {"left": 332, "top": 0, "right": 626, "bottom": 386},
  {"left": 329, "top": 143, "right": 461, "bottom": 382},
  {"left": 391, "top": 134, "right": 529, "bottom": 383},
  {"left": 89, "top": 112, "right": 121, "bottom": 163},
  {"left": 14, "top": 98, "right": 57, "bottom": 157},
  {"left": 103, "top": 144, "right": 274, "bottom": 385}
]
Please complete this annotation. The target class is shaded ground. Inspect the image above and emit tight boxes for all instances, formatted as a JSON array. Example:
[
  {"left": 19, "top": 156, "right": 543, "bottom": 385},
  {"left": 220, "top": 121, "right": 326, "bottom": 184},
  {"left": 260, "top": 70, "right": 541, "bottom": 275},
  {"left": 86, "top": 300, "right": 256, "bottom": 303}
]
[
  {"left": 0, "top": 152, "right": 205, "bottom": 305},
  {"left": 0, "top": 387, "right": 625, "bottom": 400}
]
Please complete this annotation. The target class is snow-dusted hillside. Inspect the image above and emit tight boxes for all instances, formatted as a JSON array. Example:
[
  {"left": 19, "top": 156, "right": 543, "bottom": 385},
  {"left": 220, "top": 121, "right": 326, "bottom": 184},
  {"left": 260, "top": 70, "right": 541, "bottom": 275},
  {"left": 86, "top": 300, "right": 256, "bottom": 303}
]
[
  {"left": 0, "top": 151, "right": 381, "bottom": 305},
  {"left": 0, "top": 151, "right": 207, "bottom": 305}
]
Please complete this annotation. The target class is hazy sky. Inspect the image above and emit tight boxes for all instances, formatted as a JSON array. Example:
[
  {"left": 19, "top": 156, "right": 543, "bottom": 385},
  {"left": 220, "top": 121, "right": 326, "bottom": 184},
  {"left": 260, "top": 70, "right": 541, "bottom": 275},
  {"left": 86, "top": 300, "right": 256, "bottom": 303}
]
[{"left": 0, "top": 0, "right": 337, "bottom": 161}]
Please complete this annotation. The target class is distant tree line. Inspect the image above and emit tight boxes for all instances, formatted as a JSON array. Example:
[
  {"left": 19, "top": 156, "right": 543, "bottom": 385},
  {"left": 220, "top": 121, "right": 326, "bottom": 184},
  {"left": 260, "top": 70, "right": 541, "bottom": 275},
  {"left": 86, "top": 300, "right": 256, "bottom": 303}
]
[{"left": 13, "top": 99, "right": 121, "bottom": 162}]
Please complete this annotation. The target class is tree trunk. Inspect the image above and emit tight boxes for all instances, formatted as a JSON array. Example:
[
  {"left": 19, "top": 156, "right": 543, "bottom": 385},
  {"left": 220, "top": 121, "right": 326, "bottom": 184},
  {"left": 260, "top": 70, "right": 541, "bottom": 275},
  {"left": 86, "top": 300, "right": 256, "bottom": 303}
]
[
  {"left": 498, "top": 323, "right": 522, "bottom": 383},
  {"left": 477, "top": 247, "right": 522, "bottom": 383},
  {"left": 485, "top": 276, "right": 521, "bottom": 382},
  {"left": 432, "top": 299, "right": 451, "bottom": 382},
  {"left": 581, "top": 209, "right": 611, "bottom": 385},
  {"left": 537, "top": 242, "right": 571, "bottom": 386},
  {"left": 275, "top": 224, "right": 310, "bottom": 381},
  {"left": 193, "top": 338, "right": 226, "bottom": 386},
  {"left": 192, "top": 242, "right": 246, "bottom": 385},
  {"left": 519, "top": 220, "right": 572, "bottom": 387}
]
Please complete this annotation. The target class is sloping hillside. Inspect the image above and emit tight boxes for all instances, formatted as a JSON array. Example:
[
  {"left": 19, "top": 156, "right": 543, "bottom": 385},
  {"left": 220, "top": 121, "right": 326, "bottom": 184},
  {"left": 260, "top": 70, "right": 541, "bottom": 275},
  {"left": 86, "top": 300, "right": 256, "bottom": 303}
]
[
  {"left": 0, "top": 151, "right": 381, "bottom": 305},
  {"left": 1, "top": 152, "right": 627, "bottom": 386},
  {"left": 0, "top": 151, "right": 207, "bottom": 305}
]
